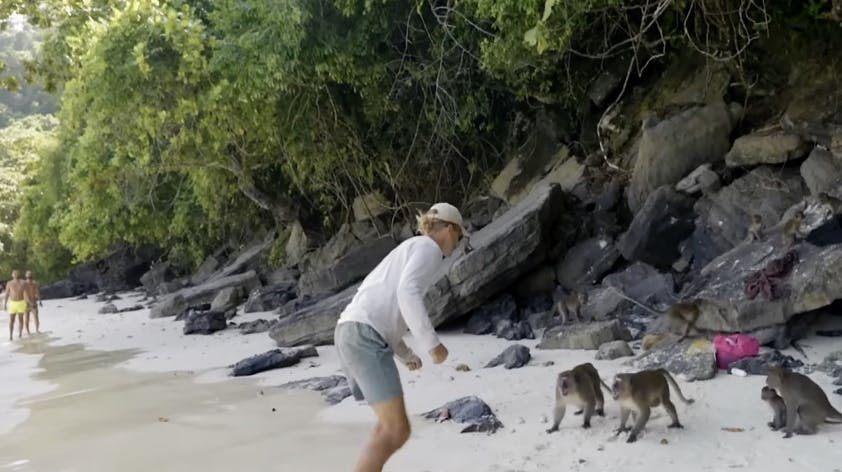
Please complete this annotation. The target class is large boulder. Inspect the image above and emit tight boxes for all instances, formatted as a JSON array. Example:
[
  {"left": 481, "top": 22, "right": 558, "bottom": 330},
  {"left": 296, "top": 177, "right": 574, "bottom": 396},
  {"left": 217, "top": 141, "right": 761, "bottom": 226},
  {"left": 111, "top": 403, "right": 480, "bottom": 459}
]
[
  {"left": 426, "top": 183, "right": 567, "bottom": 327},
  {"left": 238, "top": 318, "right": 277, "bottom": 335},
  {"left": 538, "top": 320, "right": 631, "bottom": 350},
  {"left": 243, "top": 284, "right": 296, "bottom": 313},
  {"left": 619, "top": 186, "right": 696, "bottom": 268},
  {"left": 69, "top": 245, "right": 162, "bottom": 293},
  {"left": 40, "top": 280, "right": 89, "bottom": 300},
  {"left": 210, "top": 286, "right": 243, "bottom": 313},
  {"left": 556, "top": 236, "right": 621, "bottom": 290},
  {"left": 183, "top": 310, "right": 227, "bottom": 335},
  {"left": 627, "top": 102, "right": 743, "bottom": 212},
  {"left": 190, "top": 255, "right": 220, "bottom": 286},
  {"left": 464, "top": 294, "right": 518, "bottom": 335},
  {"left": 422, "top": 396, "right": 504, "bottom": 434},
  {"left": 680, "top": 167, "right": 807, "bottom": 271},
  {"left": 284, "top": 221, "right": 313, "bottom": 266},
  {"left": 683, "top": 235, "right": 842, "bottom": 334},
  {"left": 269, "top": 282, "right": 360, "bottom": 347},
  {"left": 461, "top": 196, "right": 508, "bottom": 233},
  {"left": 212, "top": 233, "right": 274, "bottom": 282},
  {"left": 297, "top": 235, "right": 396, "bottom": 297},
  {"left": 675, "top": 163, "right": 721, "bottom": 195},
  {"left": 230, "top": 346, "right": 318, "bottom": 377},
  {"left": 485, "top": 344, "right": 531, "bottom": 369},
  {"left": 596, "top": 340, "right": 634, "bottom": 360},
  {"left": 150, "top": 270, "right": 260, "bottom": 318},
  {"left": 629, "top": 339, "right": 717, "bottom": 381},
  {"left": 800, "top": 148, "right": 842, "bottom": 196},
  {"left": 724, "top": 129, "right": 809, "bottom": 167},
  {"left": 139, "top": 261, "right": 174, "bottom": 293}
]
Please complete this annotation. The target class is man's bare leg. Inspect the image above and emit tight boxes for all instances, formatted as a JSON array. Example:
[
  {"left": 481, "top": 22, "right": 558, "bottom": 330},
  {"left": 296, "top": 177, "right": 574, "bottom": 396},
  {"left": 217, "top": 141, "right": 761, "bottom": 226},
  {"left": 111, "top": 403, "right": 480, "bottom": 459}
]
[
  {"left": 33, "top": 308, "right": 40, "bottom": 333},
  {"left": 17, "top": 314, "right": 23, "bottom": 338},
  {"left": 354, "top": 395, "right": 411, "bottom": 472},
  {"left": 23, "top": 312, "right": 31, "bottom": 335},
  {"left": 8, "top": 315, "right": 13, "bottom": 341}
]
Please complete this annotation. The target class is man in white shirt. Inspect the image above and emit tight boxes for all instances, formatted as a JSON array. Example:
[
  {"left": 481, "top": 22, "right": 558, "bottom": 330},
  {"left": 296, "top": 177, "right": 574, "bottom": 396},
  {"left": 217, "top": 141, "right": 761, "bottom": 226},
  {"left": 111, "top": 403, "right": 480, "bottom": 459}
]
[{"left": 335, "top": 202, "right": 467, "bottom": 472}]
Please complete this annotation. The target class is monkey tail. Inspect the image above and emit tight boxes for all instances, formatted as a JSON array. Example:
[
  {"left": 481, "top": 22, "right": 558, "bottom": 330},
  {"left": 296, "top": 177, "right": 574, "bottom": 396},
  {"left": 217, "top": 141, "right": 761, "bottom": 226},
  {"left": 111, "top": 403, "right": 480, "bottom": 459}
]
[
  {"left": 658, "top": 369, "right": 695, "bottom": 404},
  {"left": 599, "top": 378, "right": 612, "bottom": 394}
]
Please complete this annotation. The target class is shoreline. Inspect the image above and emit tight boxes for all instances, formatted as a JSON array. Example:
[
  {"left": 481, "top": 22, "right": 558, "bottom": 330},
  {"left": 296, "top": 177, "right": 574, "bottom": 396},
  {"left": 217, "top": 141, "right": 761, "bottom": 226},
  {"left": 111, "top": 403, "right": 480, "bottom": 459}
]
[{"left": 2, "top": 294, "right": 841, "bottom": 471}]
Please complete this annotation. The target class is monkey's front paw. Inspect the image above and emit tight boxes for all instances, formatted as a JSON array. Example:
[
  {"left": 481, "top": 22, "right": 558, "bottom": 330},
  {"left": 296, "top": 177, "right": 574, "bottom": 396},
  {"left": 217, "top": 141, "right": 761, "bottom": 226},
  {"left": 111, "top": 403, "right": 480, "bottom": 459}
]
[
  {"left": 582, "top": 422, "right": 591, "bottom": 429},
  {"left": 626, "top": 434, "right": 638, "bottom": 443},
  {"left": 614, "top": 427, "right": 631, "bottom": 435},
  {"left": 596, "top": 409, "right": 605, "bottom": 417},
  {"left": 545, "top": 427, "right": 558, "bottom": 434},
  {"left": 667, "top": 423, "right": 684, "bottom": 429},
  {"left": 783, "top": 432, "right": 793, "bottom": 439}
]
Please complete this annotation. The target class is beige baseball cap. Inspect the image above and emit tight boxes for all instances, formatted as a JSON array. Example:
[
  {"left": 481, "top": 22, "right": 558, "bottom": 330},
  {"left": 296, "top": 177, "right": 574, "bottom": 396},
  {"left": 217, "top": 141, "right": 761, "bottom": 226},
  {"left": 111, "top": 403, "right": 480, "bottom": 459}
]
[{"left": 426, "top": 202, "right": 468, "bottom": 236}]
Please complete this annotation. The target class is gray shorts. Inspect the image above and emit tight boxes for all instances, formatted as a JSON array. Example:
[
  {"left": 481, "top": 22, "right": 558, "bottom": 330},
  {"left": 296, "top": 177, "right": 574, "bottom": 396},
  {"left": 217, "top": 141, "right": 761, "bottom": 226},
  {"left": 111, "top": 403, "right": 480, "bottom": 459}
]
[{"left": 335, "top": 321, "right": 403, "bottom": 405}]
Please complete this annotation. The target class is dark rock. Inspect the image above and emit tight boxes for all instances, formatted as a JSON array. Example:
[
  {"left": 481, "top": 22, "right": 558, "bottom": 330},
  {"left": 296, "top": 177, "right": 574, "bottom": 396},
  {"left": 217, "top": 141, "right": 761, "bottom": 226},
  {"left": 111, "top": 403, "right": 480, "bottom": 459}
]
[
  {"left": 817, "top": 329, "right": 842, "bottom": 337},
  {"left": 513, "top": 265, "right": 556, "bottom": 298},
  {"left": 422, "top": 396, "right": 504, "bottom": 434},
  {"left": 485, "top": 344, "right": 531, "bottom": 369},
  {"left": 98, "top": 303, "right": 118, "bottom": 314},
  {"left": 175, "top": 303, "right": 211, "bottom": 322},
  {"left": 462, "top": 196, "right": 508, "bottom": 233},
  {"left": 213, "top": 234, "right": 275, "bottom": 282},
  {"left": 555, "top": 237, "right": 621, "bottom": 290},
  {"left": 231, "top": 346, "right": 318, "bottom": 376},
  {"left": 190, "top": 255, "right": 220, "bottom": 285},
  {"left": 117, "top": 304, "right": 144, "bottom": 313},
  {"left": 298, "top": 235, "right": 397, "bottom": 297},
  {"left": 269, "top": 283, "right": 360, "bottom": 347},
  {"left": 297, "top": 219, "right": 387, "bottom": 280},
  {"left": 806, "top": 216, "right": 842, "bottom": 247},
  {"left": 427, "top": 183, "right": 567, "bottom": 327},
  {"left": 619, "top": 186, "right": 696, "bottom": 268},
  {"left": 183, "top": 310, "right": 228, "bottom": 335},
  {"left": 835, "top": 388, "right": 842, "bottom": 396},
  {"left": 275, "top": 293, "right": 327, "bottom": 317},
  {"left": 538, "top": 320, "right": 631, "bottom": 350},
  {"left": 628, "top": 102, "right": 742, "bottom": 212},
  {"left": 150, "top": 270, "right": 260, "bottom": 318},
  {"left": 596, "top": 341, "right": 634, "bottom": 360},
  {"left": 681, "top": 241, "right": 842, "bottom": 334},
  {"left": 603, "top": 262, "right": 676, "bottom": 307},
  {"left": 526, "top": 310, "right": 561, "bottom": 332},
  {"left": 74, "top": 294, "right": 88, "bottom": 300},
  {"left": 464, "top": 294, "right": 518, "bottom": 335},
  {"left": 210, "top": 286, "right": 243, "bottom": 312},
  {"left": 238, "top": 318, "right": 277, "bottom": 335},
  {"left": 588, "top": 67, "right": 623, "bottom": 107},
  {"left": 727, "top": 351, "right": 803, "bottom": 375},
  {"left": 681, "top": 167, "right": 806, "bottom": 271},
  {"left": 40, "top": 280, "right": 89, "bottom": 300},
  {"left": 629, "top": 340, "right": 717, "bottom": 381},
  {"left": 675, "top": 163, "right": 721, "bottom": 195},
  {"left": 494, "top": 319, "right": 535, "bottom": 341},
  {"left": 69, "top": 245, "right": 162, "bottom": 293},
  {"left": 280, "top": 375, "right": 351, "bottom": 405},
  {"left": 800, "top": 148, "right": 842, "bottom": 196},
  {"left": 140, "top": 262, "right": 174, "bottom": 293},
  {"left": 725, "top": 130, "right": 809, "bottom": 167},
  {"left": 156, "top": 279, "right": 187, "bottom": 296},
  {"left": 244, "top": 284, "right": 297, "bottom": 313}
]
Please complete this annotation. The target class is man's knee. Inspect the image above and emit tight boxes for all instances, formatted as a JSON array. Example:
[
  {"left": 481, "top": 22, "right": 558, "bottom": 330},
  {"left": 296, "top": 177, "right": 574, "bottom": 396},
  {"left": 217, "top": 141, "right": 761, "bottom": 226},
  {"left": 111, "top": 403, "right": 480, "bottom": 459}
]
[{"left": 378, "top": 420, "right": 410, "bottom": 450}]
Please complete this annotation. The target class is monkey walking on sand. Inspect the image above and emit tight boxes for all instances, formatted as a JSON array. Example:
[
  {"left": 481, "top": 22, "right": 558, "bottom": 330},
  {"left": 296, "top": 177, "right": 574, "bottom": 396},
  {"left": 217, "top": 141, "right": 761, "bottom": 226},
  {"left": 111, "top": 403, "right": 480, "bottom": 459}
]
[
  {"left": 765, "top": 366, "right": 842, "bottom": 438},
  {"left": 608, "top": 287, "right": 702, "bottom": 342},
  {"left": 546, "top": 363, "right": 612, "bottom": 433},
  {"left": 611, "top": 369, "right": 695, "bottom": 443},
  {"left": 553, "top": 286, "right": 587, "bottom": 325}
]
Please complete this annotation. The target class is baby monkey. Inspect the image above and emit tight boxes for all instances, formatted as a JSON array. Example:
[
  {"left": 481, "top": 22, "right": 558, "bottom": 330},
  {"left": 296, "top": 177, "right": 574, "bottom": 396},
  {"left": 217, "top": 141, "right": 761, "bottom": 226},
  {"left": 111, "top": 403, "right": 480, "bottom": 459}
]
[
  {"left": 745, "top": 214, "right": 763, "bottom": 242},
  {"left": 761, "top": 386, "right": 786, "bottom": 431},
  {"left": 611, "top": 369, "right": 695, "bottom": 443}
]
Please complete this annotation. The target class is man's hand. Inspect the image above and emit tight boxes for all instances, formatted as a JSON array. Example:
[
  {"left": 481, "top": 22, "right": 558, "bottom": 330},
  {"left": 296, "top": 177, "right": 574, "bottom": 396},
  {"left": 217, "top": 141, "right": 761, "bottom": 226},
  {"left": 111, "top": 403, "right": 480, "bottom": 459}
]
[
  {"left": 429, "top": 343, "right": 449, "bottom": 364},
  {"left": 403, "top": 355, "right": 422, "bottom": 371}
]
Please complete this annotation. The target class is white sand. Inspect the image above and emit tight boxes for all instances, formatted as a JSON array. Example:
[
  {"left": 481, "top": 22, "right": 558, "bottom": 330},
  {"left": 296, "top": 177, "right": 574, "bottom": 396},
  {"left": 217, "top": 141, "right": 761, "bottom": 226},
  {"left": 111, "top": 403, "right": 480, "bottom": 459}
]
[{"left": 2, "top": 293, "right": 842, "bottom": 472}]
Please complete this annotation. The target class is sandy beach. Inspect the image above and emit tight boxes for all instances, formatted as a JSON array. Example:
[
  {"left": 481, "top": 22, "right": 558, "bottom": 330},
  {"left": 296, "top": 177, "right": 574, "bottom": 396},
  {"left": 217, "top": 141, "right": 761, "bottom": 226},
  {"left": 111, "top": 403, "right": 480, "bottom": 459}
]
[{"left": 2, "top": 293, "right": 841, "bottom": 472}]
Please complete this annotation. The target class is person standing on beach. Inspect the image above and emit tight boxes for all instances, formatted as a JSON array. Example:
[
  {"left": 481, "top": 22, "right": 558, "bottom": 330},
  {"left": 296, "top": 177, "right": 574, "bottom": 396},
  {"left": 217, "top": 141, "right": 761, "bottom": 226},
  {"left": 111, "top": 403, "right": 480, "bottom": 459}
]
[
  {"left": 334, "top": 203, "right": 467, "bottom": 472},
  {"left": 4, "top": 271, "right": 31, "bottom": 341},
  {"left": 24, "top": 271, "right": 42, "bottom": 334}
]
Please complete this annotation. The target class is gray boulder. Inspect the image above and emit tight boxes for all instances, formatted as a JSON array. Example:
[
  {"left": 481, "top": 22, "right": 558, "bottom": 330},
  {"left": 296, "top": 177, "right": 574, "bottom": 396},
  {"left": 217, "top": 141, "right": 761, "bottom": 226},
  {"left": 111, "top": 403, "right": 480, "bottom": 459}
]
[
  {"left": 238, "top": 318, "right": 277, "bottom": 335},
  {"left": 40, "top": 280, "right": 90, "bottom": 300},
  {"left": 183, "top": 310, "right": 227, "bottom": 335},
  {"left": 485, "top": 344, "right": 531, "bottom": 369},
  {"left": 800, "top": 148, "right": 842, "bottom": 196},
  {"left": 230, "top": 346, "right": 318, "bottom": 377},
  {"left": 526, "top": 310, "right": 561, "bottom": 332},
  {"left": 538, "top": 320, "right": 631, "bottom": 350},
  {"left": 210, "top": 286, "right": 243, "bottom": 313},
  {"left": 725, "top": 129, "right": 809, "bottom": 167},
  {"left": 681, "top": 166, "right": 807, "bottom": 271},
  {"left": 675, "top": 163, "right": 721, "bottom": 195},
  {"left": 190, "top": 255, "right": 220, "bottom": 285},
  {"left": 297, "top": 235, "right": 396, "bottom": 297},
  {"left": 596, "top": 341, "right": 634, "bottom": 360},
  {"left": 284, "top": 221, "right": 313, "bottom": 266},
  {"left": 422, "top": 396, "right": 504, "bottom": 434},
  {"left": 494, "top": 319, "right": 535, "bottom": 341},
  {"left": 269, "top": 283, "right": 360, "bottom": 347},
  {"left": 140, "top": 261, "right": 174, "bottom": 293},
  {"left": 555, "top": 236, "right": 621, "bottom": 290},
  {"left": 619, "top": 186, "right": 696, "bottom": 268},
  {"left": 150, "top": 270, "right": 260, "bottom": 318},
  {"left": 213, "top": 234, "right": 275, "bottom": 282},
  {"left": 628, "top": 102, "right": 743, "bottom": 212},
  {"left": 464, "top": 294, "right": 518, "bottom": 335},
  {"left": 98, "top": 303, "right": 118, "bottom": 314},
  {"left": 280, "top": 375, "right": 351, "bottom": 405},
  {"left": 628, "top": 340, "right": 717, "bottom": 382},
  {"left": 244, "top": 284, "right": 296, "bottom": 313},
  {"left": 462, "top": 196, "right": 508, "bottom": 233}
]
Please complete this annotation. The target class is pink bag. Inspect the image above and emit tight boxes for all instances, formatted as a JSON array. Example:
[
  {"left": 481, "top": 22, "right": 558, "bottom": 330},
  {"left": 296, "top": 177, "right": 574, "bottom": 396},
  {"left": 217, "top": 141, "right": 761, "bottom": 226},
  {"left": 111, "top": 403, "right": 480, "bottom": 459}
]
[{"left": 713, "top": 334, "right": 760, "bottom": 370}]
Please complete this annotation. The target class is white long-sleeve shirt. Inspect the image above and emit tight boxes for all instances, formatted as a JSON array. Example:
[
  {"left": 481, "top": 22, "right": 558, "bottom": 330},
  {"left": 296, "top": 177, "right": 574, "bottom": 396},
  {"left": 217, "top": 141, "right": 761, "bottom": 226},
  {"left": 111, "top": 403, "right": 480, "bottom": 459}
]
[{"left": 337, "top": 235, "right": 444, "bottom": 360}]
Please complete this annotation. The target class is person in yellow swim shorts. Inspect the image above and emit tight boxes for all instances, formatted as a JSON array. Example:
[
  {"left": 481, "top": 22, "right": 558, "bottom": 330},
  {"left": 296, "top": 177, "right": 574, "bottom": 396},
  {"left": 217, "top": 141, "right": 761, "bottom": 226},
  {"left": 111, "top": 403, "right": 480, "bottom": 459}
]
[{"left": 4, "top": 271, "right": 31, "bottom": 341}]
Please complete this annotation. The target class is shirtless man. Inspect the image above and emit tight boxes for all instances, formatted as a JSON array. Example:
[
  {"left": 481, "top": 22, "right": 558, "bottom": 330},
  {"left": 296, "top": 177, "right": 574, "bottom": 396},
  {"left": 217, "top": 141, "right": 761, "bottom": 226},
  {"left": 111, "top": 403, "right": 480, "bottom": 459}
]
[
  {"left": 4, "top": 271, "right": 30, "bottom": 341},
  {"left": 24, "top": 271, "right": 41, "bottom": 334}
]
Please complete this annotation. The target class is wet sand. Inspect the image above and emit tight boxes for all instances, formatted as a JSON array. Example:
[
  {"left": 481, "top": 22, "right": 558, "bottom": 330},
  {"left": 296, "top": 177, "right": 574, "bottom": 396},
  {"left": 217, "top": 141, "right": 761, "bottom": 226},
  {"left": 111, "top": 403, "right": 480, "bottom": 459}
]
[{"left": 0, "top": 337, "right": 369, "bottom": 472}]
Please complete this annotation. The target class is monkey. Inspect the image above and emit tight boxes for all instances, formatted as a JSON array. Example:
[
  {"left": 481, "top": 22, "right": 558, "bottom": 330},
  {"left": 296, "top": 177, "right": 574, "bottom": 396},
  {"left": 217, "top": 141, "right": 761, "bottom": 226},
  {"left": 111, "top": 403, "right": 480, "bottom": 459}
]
[
  {"left": 546, "top": 363, "right": 612, "bottom": 433},
  {"left": 608, "top": 287, "right": 701, "bottom": 342},
  {"left": 780, "top": 211, "right": 804, "bottom": 246},
  {"left": 818, "top": 192, "right": 842, "bottom": 215},
  {"left": 553, "top": 287, "right": 587, "bottom": 325},
  {"left": 765, "top": 366, "right": 842, "bottom": 438},
  {"left": 745, "top": 214, "right": 763, "bottom": 242},
  {"left": 611, "top": 368, "right": 695, "bottom": 443},
  {"left": 761, "top": 386, "right": 787, "bottom": 431}
]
